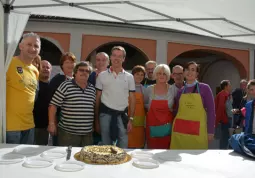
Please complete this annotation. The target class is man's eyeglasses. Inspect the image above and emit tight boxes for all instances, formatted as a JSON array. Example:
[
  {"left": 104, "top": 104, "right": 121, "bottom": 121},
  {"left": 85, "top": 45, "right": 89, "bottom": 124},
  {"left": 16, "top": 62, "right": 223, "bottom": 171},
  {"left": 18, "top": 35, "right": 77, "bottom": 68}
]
[
  {"left": 146, "top": 68, "right": 155, "bottom": 71},
  {"left": 173, "top": 73, "right": 183, "bottom": 76},
  {"left": 78, "top": 69, "right": 90, "bottom": 74}
]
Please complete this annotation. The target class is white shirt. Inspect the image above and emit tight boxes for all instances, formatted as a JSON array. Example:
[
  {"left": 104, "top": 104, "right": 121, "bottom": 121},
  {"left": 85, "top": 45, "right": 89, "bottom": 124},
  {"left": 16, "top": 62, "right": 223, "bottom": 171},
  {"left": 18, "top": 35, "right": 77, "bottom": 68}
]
[{"left": 96, "top": 68, "right": 135, "bottom": 111}]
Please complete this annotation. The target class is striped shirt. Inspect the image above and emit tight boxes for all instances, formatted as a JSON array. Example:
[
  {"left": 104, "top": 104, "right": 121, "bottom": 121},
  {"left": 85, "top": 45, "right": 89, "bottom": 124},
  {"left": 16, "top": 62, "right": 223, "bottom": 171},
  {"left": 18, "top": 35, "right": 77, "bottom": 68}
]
[{"left": 50, "top": 79, "right": 96, "bottom": 135}]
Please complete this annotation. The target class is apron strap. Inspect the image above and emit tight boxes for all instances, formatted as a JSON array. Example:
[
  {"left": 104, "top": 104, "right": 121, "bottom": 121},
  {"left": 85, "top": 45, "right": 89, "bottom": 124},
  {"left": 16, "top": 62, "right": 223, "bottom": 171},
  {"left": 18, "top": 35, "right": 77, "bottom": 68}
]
[
  {"left": 152, "top": 84, "right": 169, "bottom": 99},
  {"left": 182, "top": 82, "right": 200, "bottom": 94},
  {"left": 139, "top": 84, "right": 143, "bottom": 93}
]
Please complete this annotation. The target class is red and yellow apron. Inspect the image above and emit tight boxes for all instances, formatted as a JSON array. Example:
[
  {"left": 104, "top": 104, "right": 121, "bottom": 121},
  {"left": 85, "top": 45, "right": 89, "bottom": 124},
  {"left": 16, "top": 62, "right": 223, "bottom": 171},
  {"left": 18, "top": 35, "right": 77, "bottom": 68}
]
[
  {"left": 146, "top": 85, "right": 173, "bottom": 149},
  {"left": 170, "top": 83, "right": 208, "bottom": 149},
  {"left": 128, "top": 88, "right": 145, "bottom": 148}
]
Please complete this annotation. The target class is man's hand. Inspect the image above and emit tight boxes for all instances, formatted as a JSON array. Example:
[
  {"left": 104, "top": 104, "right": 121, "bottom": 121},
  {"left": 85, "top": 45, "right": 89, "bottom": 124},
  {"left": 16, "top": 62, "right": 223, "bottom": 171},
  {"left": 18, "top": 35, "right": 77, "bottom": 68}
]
[
  {"left": 95, "top": 118, "right": 100, "bottom": 134},
  {"left": 208, "top": 134, "right": 214, "bottom": 142},
  {"left": 231, "top": 109, "right": 240, "bottom": 114},
  {"left": 47, "top": 123, "right": 57, "bottom": 136},
  {"left": 127, "top": 120, "right": 133, "bottom": 133}
]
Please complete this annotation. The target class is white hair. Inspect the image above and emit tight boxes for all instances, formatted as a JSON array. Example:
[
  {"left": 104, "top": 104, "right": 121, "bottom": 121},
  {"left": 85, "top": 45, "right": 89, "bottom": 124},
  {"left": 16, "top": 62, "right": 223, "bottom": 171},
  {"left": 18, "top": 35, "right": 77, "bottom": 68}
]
[
  {"left": 96, "top": 52, "right": 109, "bottom": 61},
  {"left": 145, "top": 60, "right": 157, "bottom": 68},
  {"left": 240, "top": 79, "right": 248, "bottom": 84},
  {"left": 153, "top": 64, "right": 171, "bottom": 81},
  {"left": 21, "top": 32, "right": 41, "bottom": 44}
]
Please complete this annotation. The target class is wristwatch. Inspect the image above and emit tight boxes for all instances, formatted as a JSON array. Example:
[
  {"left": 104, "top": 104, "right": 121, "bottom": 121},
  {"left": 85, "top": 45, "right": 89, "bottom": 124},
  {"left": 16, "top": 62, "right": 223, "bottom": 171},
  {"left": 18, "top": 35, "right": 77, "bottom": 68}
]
[{"left": 129, "top": 117, "right": 134, "bottom": 121}]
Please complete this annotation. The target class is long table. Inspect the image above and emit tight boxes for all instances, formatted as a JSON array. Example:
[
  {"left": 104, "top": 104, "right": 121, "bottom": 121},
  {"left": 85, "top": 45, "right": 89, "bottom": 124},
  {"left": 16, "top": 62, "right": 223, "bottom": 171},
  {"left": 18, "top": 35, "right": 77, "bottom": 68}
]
[{"left": 0, "top": 144, "right": 254, "bottom": 178}]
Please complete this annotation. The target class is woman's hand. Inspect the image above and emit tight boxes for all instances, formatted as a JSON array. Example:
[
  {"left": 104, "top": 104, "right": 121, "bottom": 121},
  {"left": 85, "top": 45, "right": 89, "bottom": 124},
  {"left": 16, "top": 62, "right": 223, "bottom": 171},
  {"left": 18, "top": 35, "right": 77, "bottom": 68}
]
[{"left": 208, "top": 134, "right": 214, "bottom": 142}]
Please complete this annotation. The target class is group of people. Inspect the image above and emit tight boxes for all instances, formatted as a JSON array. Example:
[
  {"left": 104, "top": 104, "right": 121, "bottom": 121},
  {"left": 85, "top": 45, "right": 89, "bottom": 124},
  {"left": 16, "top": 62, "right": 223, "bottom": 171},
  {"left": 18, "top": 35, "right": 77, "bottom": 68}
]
[{"left": 5, "top": 32, "right": 255, "bottom": 153}]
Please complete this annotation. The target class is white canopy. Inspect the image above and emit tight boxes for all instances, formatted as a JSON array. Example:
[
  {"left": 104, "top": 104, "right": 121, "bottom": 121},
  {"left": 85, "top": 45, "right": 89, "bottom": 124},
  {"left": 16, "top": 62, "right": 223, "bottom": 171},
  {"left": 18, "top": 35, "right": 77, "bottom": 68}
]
[
  {"left": 1, "top": 0, "right": 255, "bottom": 143},
  {"left": 10, "top": 0, "right": 255, "bottom": 45}
]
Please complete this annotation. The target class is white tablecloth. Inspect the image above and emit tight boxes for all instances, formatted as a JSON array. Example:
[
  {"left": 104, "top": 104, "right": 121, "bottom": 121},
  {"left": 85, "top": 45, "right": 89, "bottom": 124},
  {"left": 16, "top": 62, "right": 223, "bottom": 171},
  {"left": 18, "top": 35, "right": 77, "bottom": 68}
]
[{"left": 0, "top": 144, "right": 254, "bottom": 178}]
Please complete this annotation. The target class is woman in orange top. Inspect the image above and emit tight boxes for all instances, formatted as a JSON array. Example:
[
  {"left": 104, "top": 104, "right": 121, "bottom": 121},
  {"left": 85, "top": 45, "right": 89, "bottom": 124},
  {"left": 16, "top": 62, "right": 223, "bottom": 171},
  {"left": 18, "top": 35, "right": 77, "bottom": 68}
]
[{"left": 128, "top": 65, "right": 146, "bottom": 148}]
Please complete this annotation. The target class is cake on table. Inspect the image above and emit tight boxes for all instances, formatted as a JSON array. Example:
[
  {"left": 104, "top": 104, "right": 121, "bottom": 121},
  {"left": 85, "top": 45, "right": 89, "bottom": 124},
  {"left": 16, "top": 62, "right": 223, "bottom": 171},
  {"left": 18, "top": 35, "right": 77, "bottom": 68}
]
[{"left": 79, "top": 145, "right": 128, "bottom": 164}]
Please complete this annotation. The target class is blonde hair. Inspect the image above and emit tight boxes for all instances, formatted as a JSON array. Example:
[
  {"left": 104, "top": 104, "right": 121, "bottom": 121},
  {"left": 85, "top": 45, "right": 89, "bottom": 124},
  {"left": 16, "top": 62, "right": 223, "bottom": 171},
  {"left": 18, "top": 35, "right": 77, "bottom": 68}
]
[
  {"left": 153, "top": 64, "right": 171, "bottom": 81},
  {"left": 111, "top": 46, "right": 126, "bottom": 58}
]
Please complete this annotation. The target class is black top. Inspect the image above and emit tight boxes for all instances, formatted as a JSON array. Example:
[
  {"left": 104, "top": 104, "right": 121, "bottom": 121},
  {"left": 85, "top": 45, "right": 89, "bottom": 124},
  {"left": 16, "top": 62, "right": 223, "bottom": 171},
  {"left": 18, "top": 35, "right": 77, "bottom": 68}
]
[
  {"left": 33, "top": 81, "right": 50, "bottom": 128},
  {"left": 88, "top": 71, "right": 97, "bottom": 86},
  {"left": 141, "top": 78, "right": 156, "bottom": 87},
  {"left": 48, "top": 73, "right": 67, "bottom": 101},
  {"left": 232, "top": 88, "right": 246, "bottom": 109}
]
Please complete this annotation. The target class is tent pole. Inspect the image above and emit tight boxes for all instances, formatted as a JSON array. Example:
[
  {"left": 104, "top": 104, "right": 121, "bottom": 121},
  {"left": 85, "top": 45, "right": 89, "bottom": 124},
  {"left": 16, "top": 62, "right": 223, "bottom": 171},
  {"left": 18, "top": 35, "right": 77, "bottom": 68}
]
[
  {"left": 3, "top": 1, "right": 11, "bottom": 60},
  {"left": 2, "top": 0, "right": 11, "bottom": 143}
]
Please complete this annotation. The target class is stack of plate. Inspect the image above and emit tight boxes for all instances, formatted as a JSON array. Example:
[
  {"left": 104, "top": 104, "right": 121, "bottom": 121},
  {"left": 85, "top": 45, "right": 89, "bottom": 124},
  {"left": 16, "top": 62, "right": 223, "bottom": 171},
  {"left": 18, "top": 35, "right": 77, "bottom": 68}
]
[
  {"left": 0, "top": 153, "right": 25, "bottom": 165},
  {"left": 131, "top": 151, "right": 159, "bottom": 169}
]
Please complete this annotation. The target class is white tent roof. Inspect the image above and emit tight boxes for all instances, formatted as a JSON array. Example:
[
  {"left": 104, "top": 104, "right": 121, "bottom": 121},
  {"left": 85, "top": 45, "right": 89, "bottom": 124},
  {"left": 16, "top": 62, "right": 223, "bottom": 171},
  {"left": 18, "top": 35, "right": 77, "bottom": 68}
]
[{"left": 5, "top": 0, "right": 255, "bottom": 45}]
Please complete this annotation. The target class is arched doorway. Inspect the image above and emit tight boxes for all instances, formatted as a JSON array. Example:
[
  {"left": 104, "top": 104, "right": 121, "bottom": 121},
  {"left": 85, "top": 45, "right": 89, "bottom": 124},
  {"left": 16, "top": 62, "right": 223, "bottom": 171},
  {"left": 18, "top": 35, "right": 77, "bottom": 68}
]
[
  {"left": 169, "top": 49, "right": 247, "bottom": 96},
  {"left": 85, "top": 42, "right": 149, "bottom": 72},
  {"left": 40, "top": 38, "right": 62, "bottom": 65},
  {"left": 40, "top": 38, "right": 62, "bottom": 78}
]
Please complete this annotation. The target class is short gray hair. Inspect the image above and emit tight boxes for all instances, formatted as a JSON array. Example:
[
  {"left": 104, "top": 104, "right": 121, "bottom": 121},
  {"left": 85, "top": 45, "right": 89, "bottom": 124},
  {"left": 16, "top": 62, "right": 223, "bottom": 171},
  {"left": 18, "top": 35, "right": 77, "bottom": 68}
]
[
  {"left": 145, "top": 60, "right": 157, "bottom": 68},
  {"left": 96, "top": 52, "right": 109, "bottom": 61},
  {"left": 21, "top": 32, "right": 41, "bottom": 44},
  {"left": 153, "top": 64, "right": 171, "bottom": 81},
  {"left": 172, "top": 65, "right": 183, "bottom": 71}
]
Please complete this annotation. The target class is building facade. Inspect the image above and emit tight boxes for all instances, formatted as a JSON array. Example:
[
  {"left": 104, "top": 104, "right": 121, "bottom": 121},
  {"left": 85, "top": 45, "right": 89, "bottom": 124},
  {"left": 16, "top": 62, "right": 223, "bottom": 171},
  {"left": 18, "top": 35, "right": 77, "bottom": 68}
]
[{"left": 25, "top": 20, "right": 255, "bottom": 96}]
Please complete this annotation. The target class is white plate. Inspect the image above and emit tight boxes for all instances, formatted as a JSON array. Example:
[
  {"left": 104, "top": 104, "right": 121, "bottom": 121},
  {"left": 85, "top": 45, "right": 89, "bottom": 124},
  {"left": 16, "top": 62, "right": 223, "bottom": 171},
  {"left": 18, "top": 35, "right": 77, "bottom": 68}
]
[
  {"left": 55, "top": 161, "right": 85, "bottom": 172},
  {"left": 131, "top": 151, "right": 154, "bottom": 159},
  {"left": 0, "top": 153, "right": 25, "bottom": 164},
  {"left": 156, "top": 154, "right": 182, "bottom": 162},
  {"left": 13, "top": 146, "right": 39, "bottom": 156},
  {"left": 22, "top": 158, "right": 53, "bottom": 168},
  {"left": 40, "top": 150, "right": 66, "bottom": 159},
  {"left": 132, "top": 158, "right": 159, "bottom": 169}
]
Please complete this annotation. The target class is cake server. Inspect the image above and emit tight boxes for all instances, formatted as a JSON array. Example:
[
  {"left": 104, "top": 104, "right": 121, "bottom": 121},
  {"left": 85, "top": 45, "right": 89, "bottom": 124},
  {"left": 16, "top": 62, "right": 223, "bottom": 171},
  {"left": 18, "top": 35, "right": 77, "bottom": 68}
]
[{"left": 66, "top": 146, "right": 72, "bottom": 161}]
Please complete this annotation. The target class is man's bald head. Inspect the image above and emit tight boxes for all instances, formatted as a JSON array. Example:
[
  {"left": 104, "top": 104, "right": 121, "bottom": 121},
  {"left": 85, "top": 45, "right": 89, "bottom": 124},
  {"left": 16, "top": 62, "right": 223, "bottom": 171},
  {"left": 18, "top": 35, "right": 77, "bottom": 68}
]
[
  {"left": 40, "top": 60, "right": 52, "bottom": 81},
  {"left": 95, "top": 52, "right": 109, "bottom": 71},
  {"left": 41, "top": 60, "right": 52, "bottom": 68}
]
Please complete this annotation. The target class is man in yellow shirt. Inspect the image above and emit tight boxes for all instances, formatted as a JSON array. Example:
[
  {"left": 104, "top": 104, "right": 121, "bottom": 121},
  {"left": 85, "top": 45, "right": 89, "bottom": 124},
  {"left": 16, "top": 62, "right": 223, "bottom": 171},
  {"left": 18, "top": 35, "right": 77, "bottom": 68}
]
[{"left": 6, "top": 32, "right": 40, "bottom": 144}]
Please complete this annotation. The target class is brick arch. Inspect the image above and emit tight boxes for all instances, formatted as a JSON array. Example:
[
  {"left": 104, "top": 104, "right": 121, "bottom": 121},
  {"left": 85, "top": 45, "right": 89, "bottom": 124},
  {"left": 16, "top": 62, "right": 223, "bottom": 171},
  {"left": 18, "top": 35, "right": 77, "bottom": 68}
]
[
  {"left": 84, "top": 41, "right": 150, "bottom": 61},
  {"left": 168, "top": 42, "right": 249, "bottom": 79},
  {"left": 24, "top": 31, "right": 70, "bottom": 52},
  {"left": 81, "top": 35, "right": 156, "bottom": 61}
]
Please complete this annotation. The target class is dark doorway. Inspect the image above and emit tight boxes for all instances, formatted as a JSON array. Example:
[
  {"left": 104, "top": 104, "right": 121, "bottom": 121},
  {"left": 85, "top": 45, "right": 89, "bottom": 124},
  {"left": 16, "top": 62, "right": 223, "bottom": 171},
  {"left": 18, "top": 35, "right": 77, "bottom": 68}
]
[{"left": 85, "top": 42, "right": 149, "bottom": 70}]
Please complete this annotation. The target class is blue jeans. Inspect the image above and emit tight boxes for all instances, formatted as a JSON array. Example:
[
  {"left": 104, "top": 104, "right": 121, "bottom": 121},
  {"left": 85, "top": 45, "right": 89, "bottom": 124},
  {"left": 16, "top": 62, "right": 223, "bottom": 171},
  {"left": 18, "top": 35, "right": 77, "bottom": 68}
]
[
  {"left": 6, "top": 128, "right": 35, "bottom": 144},
  {"left": 99, "top": 113, "right": 128, "bottom": 148},
  {"left": 220, "top": 121, "right": 231, "bottom": 149}
]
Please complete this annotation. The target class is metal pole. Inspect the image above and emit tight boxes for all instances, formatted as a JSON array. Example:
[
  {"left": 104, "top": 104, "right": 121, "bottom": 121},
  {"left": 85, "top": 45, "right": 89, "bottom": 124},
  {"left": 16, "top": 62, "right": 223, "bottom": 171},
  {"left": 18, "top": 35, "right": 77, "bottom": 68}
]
[
  {"left": 4, "top": 1, "right": 11, "bottom": 61},
  {"left": 3, "top": 0, "right": 11, "bottom": 143}
]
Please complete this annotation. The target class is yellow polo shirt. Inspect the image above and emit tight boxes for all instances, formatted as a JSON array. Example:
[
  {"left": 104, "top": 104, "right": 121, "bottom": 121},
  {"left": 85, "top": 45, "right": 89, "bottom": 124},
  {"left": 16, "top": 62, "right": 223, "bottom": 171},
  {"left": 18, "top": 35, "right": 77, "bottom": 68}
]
[{"left": 6, "top": 57, "right": 39, "bottom": 131}]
